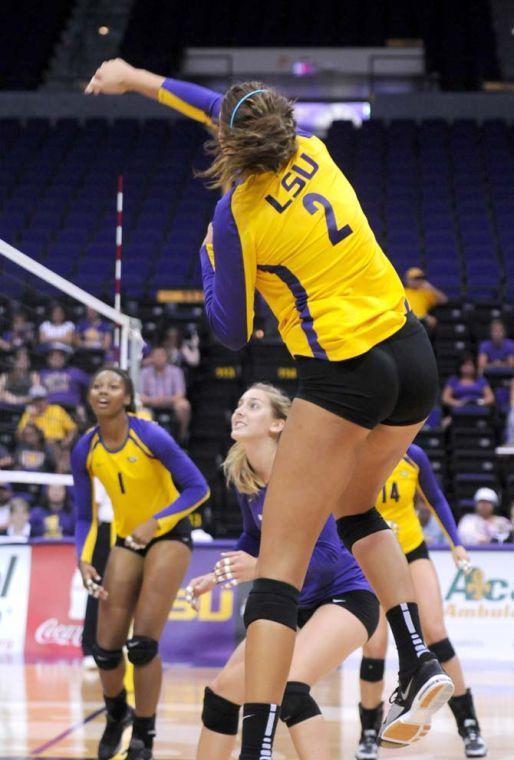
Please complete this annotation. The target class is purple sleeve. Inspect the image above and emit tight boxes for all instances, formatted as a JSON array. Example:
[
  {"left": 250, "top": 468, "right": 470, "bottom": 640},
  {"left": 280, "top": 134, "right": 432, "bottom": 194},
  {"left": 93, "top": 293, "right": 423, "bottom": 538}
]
[
  {"left": 70, "top": 433, "right": 94, "bottom": 560},
  {"left": 409, "top": 445, "right": 461, "bottom": 547},
  {"left": 200, "top": 189, "right": 255, "bottom": 351},
  {"left": 234, "top": 492, "right": 261, "bottom": 557},
  {"left": 159, "top": 78, "right": 223, "bottom": 124},
  {"left": 132, "top": 419, "right": 209, "bottom": 520}
]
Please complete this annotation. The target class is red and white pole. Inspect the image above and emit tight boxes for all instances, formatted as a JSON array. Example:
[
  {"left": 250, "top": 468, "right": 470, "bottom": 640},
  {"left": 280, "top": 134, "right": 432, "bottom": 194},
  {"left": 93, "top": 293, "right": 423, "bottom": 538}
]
[{"left": 114, "top": 175, "right": 123, "bottom": 352}]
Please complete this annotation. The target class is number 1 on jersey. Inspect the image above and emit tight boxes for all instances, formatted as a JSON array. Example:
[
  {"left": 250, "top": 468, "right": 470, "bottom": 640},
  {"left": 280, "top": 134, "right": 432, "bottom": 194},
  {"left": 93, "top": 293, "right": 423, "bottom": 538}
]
[{"left": 303, "top": 192, "right": 353, "bottom": 246}]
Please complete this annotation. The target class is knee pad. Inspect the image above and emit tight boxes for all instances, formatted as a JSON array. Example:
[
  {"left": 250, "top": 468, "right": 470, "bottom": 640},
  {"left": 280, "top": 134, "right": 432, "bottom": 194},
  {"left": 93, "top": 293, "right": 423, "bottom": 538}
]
[
  {"left": 92, "top": 642, "right": 123, "bottom": 671},
  {"left": 243, "top": 578, "right": 299, "bottom": 632},
  {"left": 336, "top": 508, "right": 390, "bottom": 553},
  {"left": 126, "top": 635, "right": 158, "bottom": 666},
  {"left": 280, "top": 681, "right": 321, "bottom": 728},
  {"left": 360, "top": 657, "right": 385, "bottom": 683},
  {"left": 429, "top": 637, "right": 455, "bottom": 664},
  {"left": 201, "top": 686, "right": 240, "bottom": 735}
]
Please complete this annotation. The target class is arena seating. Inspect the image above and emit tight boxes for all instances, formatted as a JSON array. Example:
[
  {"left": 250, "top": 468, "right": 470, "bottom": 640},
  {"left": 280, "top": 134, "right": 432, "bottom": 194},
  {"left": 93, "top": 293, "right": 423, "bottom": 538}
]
[{"left": 1, "top": 115, "right": 513, "bottom": 533}]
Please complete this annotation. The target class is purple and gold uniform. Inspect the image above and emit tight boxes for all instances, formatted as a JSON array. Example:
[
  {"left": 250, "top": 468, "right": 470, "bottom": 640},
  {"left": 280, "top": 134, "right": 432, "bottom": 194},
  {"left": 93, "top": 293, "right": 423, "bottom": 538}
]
[
  {"left": 72, "top": 415, "right": 209, "bottom": 562},
  {"left": 377, "top": 444, "right": 461, "bottom": 555},
  {"left": 236, "top": 487, "right": 371, "bottom": 607},
  {"left": 157, "top": 78, "right": 408, "bottom": 361}
]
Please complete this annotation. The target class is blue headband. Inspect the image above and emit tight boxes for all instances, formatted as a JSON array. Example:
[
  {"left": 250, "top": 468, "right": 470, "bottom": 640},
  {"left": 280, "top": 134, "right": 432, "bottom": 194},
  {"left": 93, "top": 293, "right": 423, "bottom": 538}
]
[{"left": 229, "top": 89, "right": 268, "bottom": 128}]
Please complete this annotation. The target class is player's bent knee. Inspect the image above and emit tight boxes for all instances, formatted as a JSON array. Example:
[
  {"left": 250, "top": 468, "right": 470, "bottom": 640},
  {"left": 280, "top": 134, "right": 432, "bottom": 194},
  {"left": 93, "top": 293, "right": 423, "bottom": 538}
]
[
  {"left": 280, "top": 681, "right": 321, "bottom": 727},
  {"left": 429, "top": 637, "right": 455, "bottom": 664},
  {"left": 202, "top": 686, "right": 240, "bottom": 735},
  {"left": 243, "top": 578, "right": 299, "bottom": 632},
  {"left": 92, "top": 642, "right": 123, "bottom": 670},
  {"left": 336, "top": 508, "right": 390, "bottom": 553},
  {"left": 126, "top": 635, "right": 159, "bottom": 666},
  {"left": 360, "top": 657, "right": 385, "bottom": 682}
]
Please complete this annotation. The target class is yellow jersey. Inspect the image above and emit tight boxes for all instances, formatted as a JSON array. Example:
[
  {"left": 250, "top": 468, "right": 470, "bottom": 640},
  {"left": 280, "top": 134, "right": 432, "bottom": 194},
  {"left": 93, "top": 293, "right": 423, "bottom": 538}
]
[
  {"left": 376, "top": 444, "right": 461, "bottom": 554},
  {"left": 71, "top": 415, "right": 209, "bottom": 562}
]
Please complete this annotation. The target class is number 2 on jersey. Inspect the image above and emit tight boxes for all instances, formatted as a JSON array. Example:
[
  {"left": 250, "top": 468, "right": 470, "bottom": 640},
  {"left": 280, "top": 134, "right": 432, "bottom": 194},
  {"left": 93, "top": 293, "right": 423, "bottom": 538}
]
[{"left": 303, "top": 193, "right": 353, "bottom": 246}]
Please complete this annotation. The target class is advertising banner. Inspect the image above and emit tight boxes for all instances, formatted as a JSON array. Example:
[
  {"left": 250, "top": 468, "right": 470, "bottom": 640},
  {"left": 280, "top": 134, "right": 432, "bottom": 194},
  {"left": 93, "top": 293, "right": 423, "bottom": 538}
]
[
  {"left": 431, "top": 548, "right": 514, "bottom": 662},
  {"left": 25, "top": 543, "right": 86, "bottom": 660},
  {"left": 0, "top": 544, "right": 31, "bottom": 656}
]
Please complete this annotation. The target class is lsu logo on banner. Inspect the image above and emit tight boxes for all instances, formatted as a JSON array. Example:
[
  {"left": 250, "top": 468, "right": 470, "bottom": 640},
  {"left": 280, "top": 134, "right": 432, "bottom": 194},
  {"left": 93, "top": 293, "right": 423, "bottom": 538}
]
[
  {"left": 170, "top": 587, "right": 234, "bottom": 622},
  {"left": 0, "top": 545, "right": 31, "bottom": 655}
]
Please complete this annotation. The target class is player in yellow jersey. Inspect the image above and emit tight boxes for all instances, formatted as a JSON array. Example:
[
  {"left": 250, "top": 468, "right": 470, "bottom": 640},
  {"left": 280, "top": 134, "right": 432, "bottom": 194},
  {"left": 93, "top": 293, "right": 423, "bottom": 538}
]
[
  {"left": 356, "top": 444, "right": 487, "bottom": 760},
  {"left": 72, "top": 368, "right": 209, "bottom": 760},
  {"left": 87, "top": 59, "right": 453, "bottom": 757}
]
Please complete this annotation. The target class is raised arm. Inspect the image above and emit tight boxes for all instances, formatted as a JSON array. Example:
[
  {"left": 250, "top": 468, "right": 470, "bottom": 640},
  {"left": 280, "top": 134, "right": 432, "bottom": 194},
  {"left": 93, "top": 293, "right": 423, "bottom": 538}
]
[
  {"left": 86, "top": 58, "right": 222, "bottom": 124},
  {"left": 200, "top": 190, "right": 256, "bottom": 351}
]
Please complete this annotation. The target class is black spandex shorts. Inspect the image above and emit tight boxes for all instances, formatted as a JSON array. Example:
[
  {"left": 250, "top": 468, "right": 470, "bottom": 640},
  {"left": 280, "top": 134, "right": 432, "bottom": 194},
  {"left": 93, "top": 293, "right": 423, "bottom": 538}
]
[
  {"left": 116, "top": 517, "right": 193, "bottom": 557},
  {"left": 296, "top": 312, "right": 438, "bottom": 429},
  {"left": 405, "top": 540, "right": 430, "bottom": 563},
  {"left": 297, "top": 589, "right": 379, "bottom": 640}
]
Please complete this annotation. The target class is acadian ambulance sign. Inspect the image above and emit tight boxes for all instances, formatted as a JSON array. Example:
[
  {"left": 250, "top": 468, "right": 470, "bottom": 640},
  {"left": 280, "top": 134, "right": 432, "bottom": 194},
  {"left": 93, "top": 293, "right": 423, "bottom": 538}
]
[{"left": 432, "top": 549, "right": 514, "bottom": 661}]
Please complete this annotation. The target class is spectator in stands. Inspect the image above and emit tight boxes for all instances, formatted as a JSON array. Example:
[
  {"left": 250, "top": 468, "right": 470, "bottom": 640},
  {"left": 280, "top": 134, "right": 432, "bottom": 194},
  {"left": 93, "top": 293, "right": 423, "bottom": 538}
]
[
  {"left": 0, "top": 497, "right": 32, "bottom": 541},
  {"left": 75, "top": 306, "right": 112, "bottom": 353},
  {"left": 442, "top": 354, "right": 495, "bottom": 413},
  {"left": 139, "top": 346, "right": 191, "bottom": 441},
  {"left": 506, "top": 501, "right": 514, "bottom": 543},
  {"left": 39, "top": 303, "right": 75, "bottom": 348},
  {"left": 0, "top": 347, "right": 39, "bottom": 409},
  {"left": 505, "top": 379, "right": 514, "bottom": 444},
  {"left": 14, "top": 423, "right": 54, "bottom": 473},
  {"left": 0, "top": 483, "right": 13, "bottom": 532},
  {"left": 162, "top": 324, "right": 200, "bottom": 369},
  {"left": 416, "top": 499, "right": 446, "bottom": 545},
  {"left": 0, "top": 442, "right": 13, "bottom": 469},
  {"left": 30, "top": 482, "right": 74, "bottom": 538},
  {"left": 0, "top": 311, "right": 35, "bottom": 351},
  {"left": 17, "top": 386, "right": 77, "bottom": 472},
  {"left": 478, "top": 319, "right": 514, "bottom": 372},
  {"left": 39, "top": 347, "right": 89, "bottom": 411},
  {"left": 458, "top": 488, "right": 511, "bottom": 544},
  {"left": 403, "top": 267, "right": 448, "bottom": 330}
]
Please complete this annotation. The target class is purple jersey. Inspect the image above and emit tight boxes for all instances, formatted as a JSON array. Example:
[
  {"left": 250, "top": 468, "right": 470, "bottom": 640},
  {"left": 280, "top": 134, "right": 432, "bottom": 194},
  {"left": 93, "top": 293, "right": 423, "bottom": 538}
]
[
  {"left": 479, "top": 339, "right": 514, "bottom": 364},
  {"left": 39, "top": 366, "right": 90, "bottom": 407},
  {"left": 445, "top": 375, "right": 488, "bottom": 404},
  {"left": 236, "top": 487, "right": 372, "bottom": 608}
]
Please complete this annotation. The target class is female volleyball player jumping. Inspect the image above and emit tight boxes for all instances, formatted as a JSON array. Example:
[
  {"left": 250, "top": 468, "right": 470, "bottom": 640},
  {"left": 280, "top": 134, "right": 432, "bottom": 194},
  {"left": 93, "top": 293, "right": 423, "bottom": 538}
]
[
  {"left": 186, "top": 383, "right": 379, "bottom": 760},
  {"left": 72, "top": 368, "right": 209, "bottom": 760},
  {"left": 355, "top": 443, "right": 486, "bottom": 760},
  {"left": 87, "top": 59, "right": 454, "bottom": 759}
]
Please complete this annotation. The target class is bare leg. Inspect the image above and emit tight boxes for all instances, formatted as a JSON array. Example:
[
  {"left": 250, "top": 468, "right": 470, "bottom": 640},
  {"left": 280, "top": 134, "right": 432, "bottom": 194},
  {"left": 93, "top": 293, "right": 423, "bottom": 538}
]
[
  {"left": 172, "top": 398, "right": 191, "bottom": 441},
  {"left": 410, "top": 558, "right": 467, "bottom": 695},
  {"left": 360, "top": 607, "right": 388, "bottom": 710},
  {"left": 196, "top": 643, "right": 246, "bottom": 760},
  {"left": 96, "top": 547, "right": 143, "bottom": 697},
  {"left": 288, "top": 604, "right": 369, "bottom": 760},
  {"left": 132, "top": 540, "right": 191, "bottom": 716}
]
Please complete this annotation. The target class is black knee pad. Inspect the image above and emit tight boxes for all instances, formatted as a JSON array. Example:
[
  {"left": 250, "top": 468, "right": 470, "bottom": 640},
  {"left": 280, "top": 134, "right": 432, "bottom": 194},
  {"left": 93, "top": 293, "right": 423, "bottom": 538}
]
[
  {"left": 280, "top": 681, "right": 321, "bottom": 728},
  {"left": 201, "top": 686, "right": 240, "bottom": 735},
  {"left": 336, "top": 508, "right": 390, "bottom": 553},
  {"left": 429, "top": 637, "right": 455, "bottom": 664},
  {"left": 243, "top": 578, "right": 300, "bottom": 632},
  {"left": 126, "top": 635, "right": 159, "bottom": 666},
  {"left": 360, "top": 657, "right": 385, "bottom": 683},
  {"left": 92, "top": 642, "right": 123, "bottom": 671}
]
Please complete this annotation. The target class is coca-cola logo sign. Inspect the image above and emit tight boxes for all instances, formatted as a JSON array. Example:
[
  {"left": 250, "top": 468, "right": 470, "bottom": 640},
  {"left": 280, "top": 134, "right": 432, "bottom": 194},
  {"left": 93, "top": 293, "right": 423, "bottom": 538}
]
[{"left": 35, "top": 617, "right": 83, "bottom": 648}]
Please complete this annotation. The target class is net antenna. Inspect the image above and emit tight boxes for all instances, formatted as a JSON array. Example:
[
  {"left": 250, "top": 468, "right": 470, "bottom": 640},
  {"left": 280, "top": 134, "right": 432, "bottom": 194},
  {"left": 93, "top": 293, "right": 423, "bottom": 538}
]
[{"left": 0, "top": 237, "right": 143, "bottom": 389}]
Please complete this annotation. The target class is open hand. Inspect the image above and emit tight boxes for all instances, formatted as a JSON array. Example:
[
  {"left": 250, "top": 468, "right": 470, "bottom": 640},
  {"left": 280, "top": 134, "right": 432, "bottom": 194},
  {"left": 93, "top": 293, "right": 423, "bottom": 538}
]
[
  {"left": 214, "top": 551, "right": 257, "bottom": 588},
  {"left": 185, "top": 573, "right": 216, "bottom": 611}
]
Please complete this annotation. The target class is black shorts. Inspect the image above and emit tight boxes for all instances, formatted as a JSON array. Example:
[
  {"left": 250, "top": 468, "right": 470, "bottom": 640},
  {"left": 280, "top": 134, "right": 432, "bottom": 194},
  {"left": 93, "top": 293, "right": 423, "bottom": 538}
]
[
  {"left": 297, "top": 589, "right": 379, "bottom": 640},
  {"left": 296, "top": 312, "right": 438, "bottom": 429},
  {"left": 116, "top": 517, "right": 193, "bottom": 557},
  {"left": 405, "top": 541, "right": 430, "bottom": 563}
]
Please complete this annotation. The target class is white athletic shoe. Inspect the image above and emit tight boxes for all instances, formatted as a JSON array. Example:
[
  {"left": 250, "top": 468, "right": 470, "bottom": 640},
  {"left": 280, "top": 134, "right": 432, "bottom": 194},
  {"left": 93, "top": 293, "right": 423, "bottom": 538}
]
[{"left": 380, "top": 655, "right": 454, "bottom": 748}]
